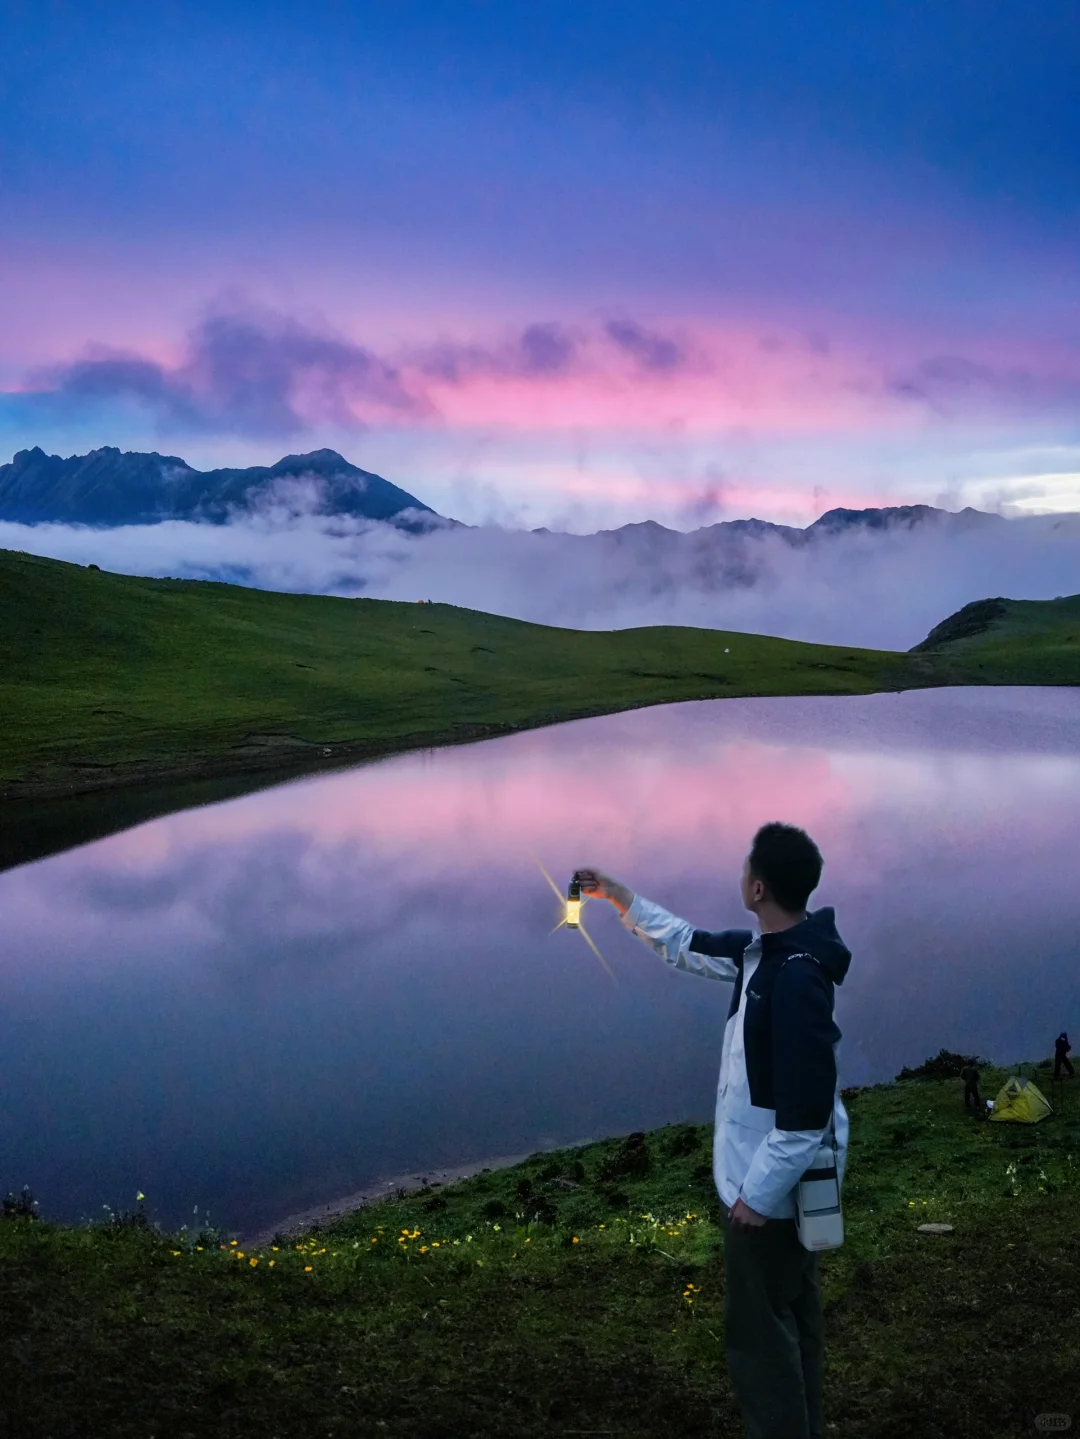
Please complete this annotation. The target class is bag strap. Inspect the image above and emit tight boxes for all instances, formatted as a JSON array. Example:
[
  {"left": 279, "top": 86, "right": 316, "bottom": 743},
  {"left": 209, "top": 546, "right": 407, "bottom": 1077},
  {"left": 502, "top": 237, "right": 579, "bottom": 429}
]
[{"left": 779, "top": 951, "right": 837, "bottom": 1151}]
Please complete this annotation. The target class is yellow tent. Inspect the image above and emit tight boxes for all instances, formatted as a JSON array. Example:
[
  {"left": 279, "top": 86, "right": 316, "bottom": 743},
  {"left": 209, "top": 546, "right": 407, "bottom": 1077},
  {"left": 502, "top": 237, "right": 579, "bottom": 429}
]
[{"left": 988, "top": 1076, "right": 1053, "bottom": 1124}]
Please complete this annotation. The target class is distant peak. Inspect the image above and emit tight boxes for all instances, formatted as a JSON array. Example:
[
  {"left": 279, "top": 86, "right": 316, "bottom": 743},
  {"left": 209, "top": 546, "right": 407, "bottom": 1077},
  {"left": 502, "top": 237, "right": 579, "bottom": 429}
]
[{"left": 275, "top": 448, "right": 349, "bottom": 465}]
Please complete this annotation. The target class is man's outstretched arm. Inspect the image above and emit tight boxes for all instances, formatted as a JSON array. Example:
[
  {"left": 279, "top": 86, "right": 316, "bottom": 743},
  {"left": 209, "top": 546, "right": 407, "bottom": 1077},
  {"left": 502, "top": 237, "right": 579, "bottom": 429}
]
[{"left": 574, "top": 869, "right": 749, "bottom": 982}]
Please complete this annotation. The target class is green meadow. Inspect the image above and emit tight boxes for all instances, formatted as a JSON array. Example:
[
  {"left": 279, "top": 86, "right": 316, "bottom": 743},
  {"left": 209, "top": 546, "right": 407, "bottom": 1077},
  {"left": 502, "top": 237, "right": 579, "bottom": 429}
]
[
  {"left": 2, "top": 547, "right": 1078, "bottom": 803},
  {"left": 2, "top": 1059, "right": 1076, "bottom": 1438}
]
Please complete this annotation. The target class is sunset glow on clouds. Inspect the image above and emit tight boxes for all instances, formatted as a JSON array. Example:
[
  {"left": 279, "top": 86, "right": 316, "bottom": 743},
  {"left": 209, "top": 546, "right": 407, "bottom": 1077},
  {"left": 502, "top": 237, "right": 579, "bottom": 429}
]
[{"left": 2, "top": 1, "right": 1078, "bottom": 529}]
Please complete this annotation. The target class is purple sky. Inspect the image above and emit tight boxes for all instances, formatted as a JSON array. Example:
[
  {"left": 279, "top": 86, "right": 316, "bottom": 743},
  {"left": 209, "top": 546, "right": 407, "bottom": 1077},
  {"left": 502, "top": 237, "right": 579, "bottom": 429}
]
[{"left": 2, "top": 0, "right": 1079, "bottom": 529}]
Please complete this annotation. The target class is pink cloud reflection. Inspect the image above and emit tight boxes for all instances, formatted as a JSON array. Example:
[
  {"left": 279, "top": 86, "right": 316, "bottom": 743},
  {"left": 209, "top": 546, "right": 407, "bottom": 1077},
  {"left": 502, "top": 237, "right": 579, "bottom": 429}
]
[{"left": 93, "top": 730, "right": 852, "bottom": 878}]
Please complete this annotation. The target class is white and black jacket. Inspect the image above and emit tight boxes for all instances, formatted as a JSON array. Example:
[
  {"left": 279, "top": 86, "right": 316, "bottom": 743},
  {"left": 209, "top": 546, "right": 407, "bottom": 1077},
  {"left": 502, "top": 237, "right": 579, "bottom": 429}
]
[{"left": 621, "top": 894, "right": 852, "bottom": 1219}]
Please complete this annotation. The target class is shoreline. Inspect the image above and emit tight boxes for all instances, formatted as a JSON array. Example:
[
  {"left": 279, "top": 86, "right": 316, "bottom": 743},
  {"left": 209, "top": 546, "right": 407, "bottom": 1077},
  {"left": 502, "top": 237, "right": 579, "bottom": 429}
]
[
  {"left": 242, "top": 1148, "right": 545, "bottom": 1249},
  {"left": 242, "top": 1060, "right": 1060, "bottom": 1247},
  {"left": 0, "top": 716, "right": 547, "bottom": 804}
]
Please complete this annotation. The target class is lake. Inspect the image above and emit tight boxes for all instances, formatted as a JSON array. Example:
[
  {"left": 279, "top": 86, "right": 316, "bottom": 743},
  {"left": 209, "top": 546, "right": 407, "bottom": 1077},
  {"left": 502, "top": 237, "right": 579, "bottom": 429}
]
[{"left": 2, "top": 686, "right": 1078, "bottom": 1237}]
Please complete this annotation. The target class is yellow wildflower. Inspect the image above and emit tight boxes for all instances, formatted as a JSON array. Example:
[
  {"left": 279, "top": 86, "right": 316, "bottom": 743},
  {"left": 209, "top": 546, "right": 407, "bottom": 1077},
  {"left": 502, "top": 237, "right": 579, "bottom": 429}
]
[
  {"left": 269, "top": 1260, "right": 275, "bottom": 1268},
  {"left": 572, "top": 1236, "right": 579, "bottom": 1244},
  {"left": 304, "top": 1265, "right": 313, "bottom": 1272},
  {"left": 249, "top": 1258, "right": 258, "bottom": 1267}
]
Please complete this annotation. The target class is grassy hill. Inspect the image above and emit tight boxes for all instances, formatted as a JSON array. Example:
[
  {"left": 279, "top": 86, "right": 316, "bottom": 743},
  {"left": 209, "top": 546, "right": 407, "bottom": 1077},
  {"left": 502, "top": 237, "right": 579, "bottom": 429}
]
[
  {"left": 2, "top": 549, "right": 1078, "bottom": 807},
  {"left": 912, "top": 592, "right": 1080, "bottom": 682},
  {"left": 1, "top": 1058, "right": 1076, "bottom": 1438},
  {"left": 0, "top": 547, "right": 918, "bottom": 797}
]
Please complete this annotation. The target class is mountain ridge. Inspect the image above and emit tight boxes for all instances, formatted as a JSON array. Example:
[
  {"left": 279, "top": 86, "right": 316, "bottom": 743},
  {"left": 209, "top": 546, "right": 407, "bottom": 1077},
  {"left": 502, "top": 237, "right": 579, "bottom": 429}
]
[
  {"left": 0, "top": 444, "right": 1010, "bottom": 540},
  {"left": 0, "top": 445, "right": 440, "bottom": 530}
]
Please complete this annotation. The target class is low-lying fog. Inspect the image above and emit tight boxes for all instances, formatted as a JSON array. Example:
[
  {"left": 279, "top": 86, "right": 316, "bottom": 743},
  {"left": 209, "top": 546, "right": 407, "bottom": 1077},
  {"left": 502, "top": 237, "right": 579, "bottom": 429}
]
[{"left": 3, "top": 504, "right": 1079, "bottom": 649}]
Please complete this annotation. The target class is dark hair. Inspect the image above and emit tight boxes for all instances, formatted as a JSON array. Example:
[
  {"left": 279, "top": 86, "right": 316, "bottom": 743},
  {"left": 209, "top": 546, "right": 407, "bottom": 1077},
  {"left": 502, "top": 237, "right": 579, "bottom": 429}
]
[{"left": 747, "top": 822, "right": 823, "bottom": 913}]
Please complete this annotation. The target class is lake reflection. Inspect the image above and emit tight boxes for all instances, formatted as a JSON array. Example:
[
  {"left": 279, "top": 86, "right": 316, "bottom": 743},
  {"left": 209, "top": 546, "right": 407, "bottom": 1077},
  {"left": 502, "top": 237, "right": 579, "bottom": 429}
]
[{"left": 2, "top": 687, "right": 1078, "bottom": 1234}]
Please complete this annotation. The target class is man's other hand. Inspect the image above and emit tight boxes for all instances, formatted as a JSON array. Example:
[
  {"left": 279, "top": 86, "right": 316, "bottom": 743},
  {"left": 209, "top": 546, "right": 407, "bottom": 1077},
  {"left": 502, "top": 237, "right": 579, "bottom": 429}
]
[
  {"left": 729, "top": 1197, "right": 768, "bottom": 1230},
  {"left": 573, "top": 869, "right": 633, "bottom": 915}
]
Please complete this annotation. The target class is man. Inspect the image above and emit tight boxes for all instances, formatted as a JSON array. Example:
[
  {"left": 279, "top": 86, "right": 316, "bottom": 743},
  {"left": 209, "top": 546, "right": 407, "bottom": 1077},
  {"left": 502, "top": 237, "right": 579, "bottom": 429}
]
[
  {"left": 960, "top": 1062, "right": 983, "bottom": 1115},
  {"left": 575, "top": 821, "right": 851, "bottom": 1439},
  {"left": 1054, "top": 1032, "right": 1074, "bottom": 1080}
]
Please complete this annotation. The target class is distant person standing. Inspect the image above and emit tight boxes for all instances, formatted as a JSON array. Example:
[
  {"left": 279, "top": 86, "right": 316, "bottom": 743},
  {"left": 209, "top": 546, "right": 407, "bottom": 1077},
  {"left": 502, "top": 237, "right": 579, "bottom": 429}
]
[
  {"left": 1054, "top": 1032, "right": 1074, "bottom": 1080},
  {"left": 960, "top": 1063, "right": 983, "bottom": 1114},
  {"left": 575, "top": 822, "right": 851, "bottom": 1439}
]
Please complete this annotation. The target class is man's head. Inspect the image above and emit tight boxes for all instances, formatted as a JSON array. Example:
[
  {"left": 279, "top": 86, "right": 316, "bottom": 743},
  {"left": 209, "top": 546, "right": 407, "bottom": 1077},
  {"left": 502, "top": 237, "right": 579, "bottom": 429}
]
[{"left": 741, "top": 822, "right": 823, "bottom": 924}]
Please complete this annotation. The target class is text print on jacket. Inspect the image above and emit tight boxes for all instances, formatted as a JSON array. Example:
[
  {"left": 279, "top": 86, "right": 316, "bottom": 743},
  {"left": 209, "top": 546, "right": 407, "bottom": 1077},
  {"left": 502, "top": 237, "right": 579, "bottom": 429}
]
[{"left": 621, "top": 894, "right": 852, "bottom": 1219}]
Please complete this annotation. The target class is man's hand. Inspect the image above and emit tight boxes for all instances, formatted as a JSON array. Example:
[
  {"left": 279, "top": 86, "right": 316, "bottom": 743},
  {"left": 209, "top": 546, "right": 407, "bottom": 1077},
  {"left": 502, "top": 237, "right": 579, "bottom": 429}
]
[
  {"left": 573, "top": 868, "right": 634, "bottom": 916},
  {"left": 729, "top": 1196, "right": 768, "bottom": 1230}
]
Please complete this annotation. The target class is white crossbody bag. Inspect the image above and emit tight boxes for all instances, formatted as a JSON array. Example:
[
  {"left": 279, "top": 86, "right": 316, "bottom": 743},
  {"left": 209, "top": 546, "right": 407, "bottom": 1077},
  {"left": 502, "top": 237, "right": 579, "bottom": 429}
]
[
  {"left": 781, "top": 952, "right": 845, "bottom": 1253},
  {"left": 794, "top": 1109, "right": 844, "bottom": 1251}
]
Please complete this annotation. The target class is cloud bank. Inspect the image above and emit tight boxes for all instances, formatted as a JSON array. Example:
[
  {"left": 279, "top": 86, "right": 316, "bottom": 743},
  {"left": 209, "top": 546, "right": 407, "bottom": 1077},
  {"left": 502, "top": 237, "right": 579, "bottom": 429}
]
[
  {"left": 22, "top": 309, "right": 428, "bottom": 439},
  {"left": 14, "top": 303, "right": 1080, "bottom": 449},
  {"left": 13, "top": 306, "right": 703, "bottom": 441},
  {"left": 3, "top": 508, "right": 1078, "bottom": 650}
]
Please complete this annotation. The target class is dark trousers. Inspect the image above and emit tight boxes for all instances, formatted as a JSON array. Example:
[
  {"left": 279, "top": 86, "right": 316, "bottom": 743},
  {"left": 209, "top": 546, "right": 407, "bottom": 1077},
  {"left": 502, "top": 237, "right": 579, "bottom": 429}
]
[
  {"left": 1054, "top": 1055, "right": 1074, "bottom": 1079},
  {"left": 720, "top": 1204, "right": 824, "bottom": 1439}
]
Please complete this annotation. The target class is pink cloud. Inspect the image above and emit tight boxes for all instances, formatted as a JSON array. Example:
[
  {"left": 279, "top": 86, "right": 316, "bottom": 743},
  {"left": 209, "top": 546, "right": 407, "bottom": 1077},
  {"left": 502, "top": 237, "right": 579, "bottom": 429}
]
[{"left": 417, "top": 323, "right": 899, "bottom": 435}]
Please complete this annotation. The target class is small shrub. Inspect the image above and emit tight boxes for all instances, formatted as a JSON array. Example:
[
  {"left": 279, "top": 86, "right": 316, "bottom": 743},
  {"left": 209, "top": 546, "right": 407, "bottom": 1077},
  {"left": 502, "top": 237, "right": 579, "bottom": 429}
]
[
  {"left": 2, "top": 1186, "right": 39, "bottom": 1221},
  {"left": 480, "top": 1198, "right": 508, "bottom": 1220},
  {"left": 662, "top": 1125, "right": 702, "bottom": 1158},
  {"left": 525, "top": 1195, "right": 559, "bottom": 1225},
  {"left": 104, "top": 1206, "right": 152, "bottom": 1233},
  {"left": 599, "top": 1133, "right": 651, "bottom": 1181},
  {"left": 895, "top": 1048, "right": 990, "bottom": 1082}
]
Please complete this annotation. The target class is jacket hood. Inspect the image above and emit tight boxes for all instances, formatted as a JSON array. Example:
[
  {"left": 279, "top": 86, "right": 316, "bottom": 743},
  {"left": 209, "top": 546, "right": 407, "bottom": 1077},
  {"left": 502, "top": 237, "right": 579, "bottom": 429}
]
[{"left": 762, "top": 906, "right": 852, "bottom": 984}]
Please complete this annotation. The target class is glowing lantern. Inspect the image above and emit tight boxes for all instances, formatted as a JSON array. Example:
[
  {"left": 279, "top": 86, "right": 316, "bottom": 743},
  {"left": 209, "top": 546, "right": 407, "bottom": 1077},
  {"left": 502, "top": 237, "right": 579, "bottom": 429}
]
[{"left": 565, "top": 877, "right": 582, "bottom": 928}]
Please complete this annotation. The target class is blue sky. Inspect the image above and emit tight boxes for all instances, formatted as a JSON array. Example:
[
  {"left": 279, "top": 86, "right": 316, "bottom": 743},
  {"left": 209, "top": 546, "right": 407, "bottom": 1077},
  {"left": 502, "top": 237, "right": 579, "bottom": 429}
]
[{"left": 2, "top": 0, "right": 1078, "bottom": 527}]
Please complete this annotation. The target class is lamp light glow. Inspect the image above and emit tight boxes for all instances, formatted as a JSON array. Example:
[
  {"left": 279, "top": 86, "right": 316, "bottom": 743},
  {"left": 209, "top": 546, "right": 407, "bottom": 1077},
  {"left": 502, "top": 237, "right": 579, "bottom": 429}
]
[
  {"left": 566, "top": 878, "right": 582, "bottom": 928},
  {"left": 531, "top": 850, "right": 616, "bottom": 984}
]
